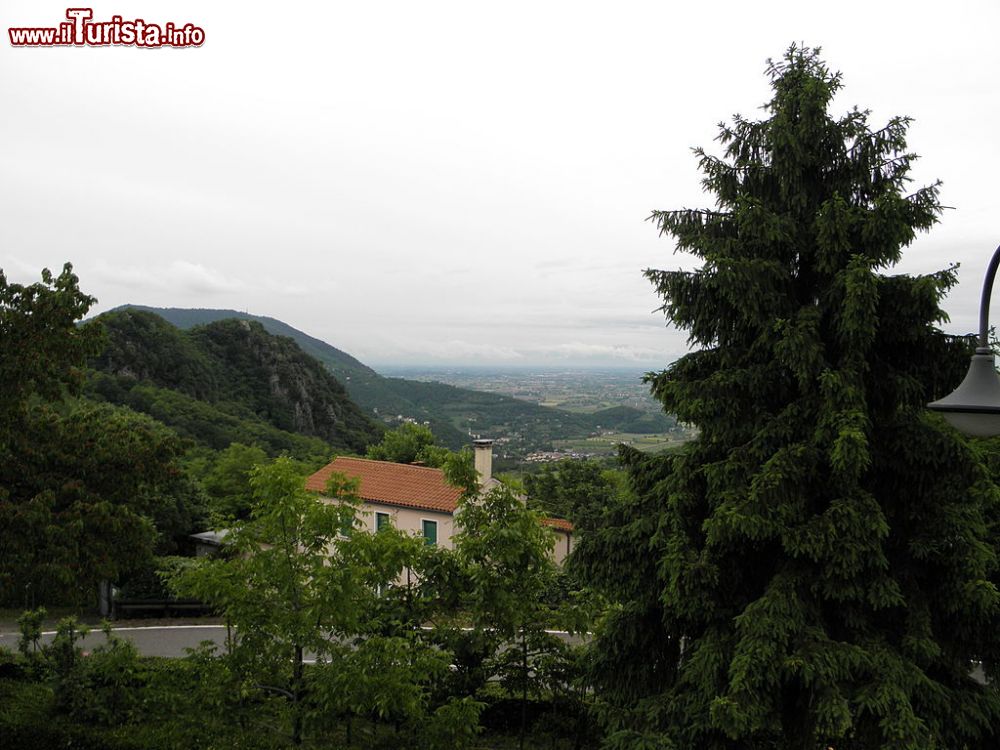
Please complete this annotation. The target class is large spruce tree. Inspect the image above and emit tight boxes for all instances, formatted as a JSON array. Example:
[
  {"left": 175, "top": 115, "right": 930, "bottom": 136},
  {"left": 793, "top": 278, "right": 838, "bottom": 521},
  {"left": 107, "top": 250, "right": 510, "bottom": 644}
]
[{"left": 575, "top": 46, "right": 1000, "bottom": 749}]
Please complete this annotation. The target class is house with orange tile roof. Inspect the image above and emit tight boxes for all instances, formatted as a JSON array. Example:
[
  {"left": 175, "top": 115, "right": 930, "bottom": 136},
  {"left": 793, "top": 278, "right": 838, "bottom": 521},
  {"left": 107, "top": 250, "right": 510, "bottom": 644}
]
[{"left": 304, "top": 439, "right": 575, "bottom": 563}]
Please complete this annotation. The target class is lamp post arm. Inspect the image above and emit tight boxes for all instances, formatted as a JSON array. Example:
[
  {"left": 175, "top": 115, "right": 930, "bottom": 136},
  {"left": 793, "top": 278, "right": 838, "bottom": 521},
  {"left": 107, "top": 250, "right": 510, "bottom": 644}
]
[
  {"left": 927, "top": 241, "right": 1000, "bottom": 436},
  {"left": 978, "top": 244, "right": 1000, "bottom": 349}
]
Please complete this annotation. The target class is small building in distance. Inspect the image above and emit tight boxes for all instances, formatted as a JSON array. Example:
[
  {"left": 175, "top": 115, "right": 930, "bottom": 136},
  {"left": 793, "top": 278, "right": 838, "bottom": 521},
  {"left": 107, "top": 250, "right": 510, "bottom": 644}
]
[
  {"left": 304, "top": 439, "right": 574, "bottom": 563},
  {"left": 190, "top": 529, "right": 229, "bottom": 557}
]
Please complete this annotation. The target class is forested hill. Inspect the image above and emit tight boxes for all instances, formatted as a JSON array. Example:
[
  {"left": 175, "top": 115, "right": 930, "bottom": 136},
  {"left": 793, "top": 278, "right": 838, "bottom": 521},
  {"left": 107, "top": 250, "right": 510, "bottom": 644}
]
[
  {"left": 109, "top": 305, "right": 471, "bottom": 446},
  {"left": 117, "top": 305, "right": 373, "bottom": 375},
  {"left": 87, "top": 309, "right": 382, "bottom": 458},
  {"left": 109, "top": 305, "right": 676, "bottom": 451}
]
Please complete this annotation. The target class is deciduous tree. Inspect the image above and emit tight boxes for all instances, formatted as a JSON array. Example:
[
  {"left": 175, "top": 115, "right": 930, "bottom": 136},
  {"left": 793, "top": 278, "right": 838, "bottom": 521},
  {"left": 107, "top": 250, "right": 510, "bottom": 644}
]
[
  {"left": 173, "top": 458, "right": 475, "bottom": 746},
  {"left": 174, "top": 459, "right": 371, "bottom": 744},
  {"left": 0, "top": 400, "right": 206, "bottom": 604},
  {"left": 454, "top": 481, "right": 560, "bottom": 750},
  {"left": 524, "top": 458, "right": 622, "bottom": 522},
  {"left": 188, "top": 441, "right": 269, "bottom": 521},
  {"left": 0, "top": 266, "right": 203, "bottom": 605},
  {"left": 0, "top": 264, "right": 101, "bottom": 443},
  {"left": 367, "top": 422, "right": 450, "bottom": 466}
]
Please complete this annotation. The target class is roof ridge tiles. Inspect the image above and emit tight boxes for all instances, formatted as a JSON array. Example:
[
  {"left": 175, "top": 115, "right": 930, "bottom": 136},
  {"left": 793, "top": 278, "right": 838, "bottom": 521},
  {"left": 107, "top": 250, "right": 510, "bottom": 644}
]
[
  {"left": 305, "top": 455, "right": 463, "bottom": 514},
  {"left": 329, "top": 455, "right": 447, "bottom": 473}
]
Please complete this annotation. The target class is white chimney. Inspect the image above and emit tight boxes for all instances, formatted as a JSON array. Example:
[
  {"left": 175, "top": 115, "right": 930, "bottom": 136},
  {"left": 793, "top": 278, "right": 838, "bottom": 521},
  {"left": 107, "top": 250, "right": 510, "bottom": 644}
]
[{"left": 472, "top": 438, "right": 493, "bottom": 487}]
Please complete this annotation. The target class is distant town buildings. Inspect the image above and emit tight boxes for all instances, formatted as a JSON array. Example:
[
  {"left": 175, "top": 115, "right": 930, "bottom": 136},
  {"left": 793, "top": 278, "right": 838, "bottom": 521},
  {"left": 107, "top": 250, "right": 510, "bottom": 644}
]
[{"left": 524, "top": 450, "right": 595, "bottom": 463}]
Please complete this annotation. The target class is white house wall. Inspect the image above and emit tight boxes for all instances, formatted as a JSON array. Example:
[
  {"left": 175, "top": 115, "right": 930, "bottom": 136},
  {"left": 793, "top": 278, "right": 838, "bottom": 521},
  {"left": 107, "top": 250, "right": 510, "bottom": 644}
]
[
  {"left": 321, "top": 497, "right": 572, "bottom": 562},
  {"left": 358, "top": 502, "right": 456, "bottom": 549}
]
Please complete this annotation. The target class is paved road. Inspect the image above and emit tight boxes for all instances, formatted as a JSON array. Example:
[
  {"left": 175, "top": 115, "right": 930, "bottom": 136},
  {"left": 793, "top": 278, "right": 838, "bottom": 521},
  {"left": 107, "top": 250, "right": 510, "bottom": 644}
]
[
  {"left": 0, "top": 624, "right": 230, "bottom": 657},
  {"left": 0, "top": 624, "right": 583, "bottom": 659}
]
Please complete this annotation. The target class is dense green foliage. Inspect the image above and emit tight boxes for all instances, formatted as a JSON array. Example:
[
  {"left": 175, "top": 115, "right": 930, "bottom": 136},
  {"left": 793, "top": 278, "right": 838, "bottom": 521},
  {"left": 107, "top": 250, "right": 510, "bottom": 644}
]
[
  {"left": 91, "top": 378, "right": 336, "bottom": 463},
  {"left": 574, "top": 46, "right": 1000, "bottom": 749},
  {"left": 454, "top": 481, "right": 562, "bottom": 750},
  {"left": 0, "top": 267, "right": 205, "bottom": 606},
  {"left": 524, "top": 459, "right": 624, "bottom": 522},
  {"left": 0, "top": 264, "right": 103, "bottom": 436},
  {"left": 1, "top": 617, "right": 292, "bottom": 749},
  {"left": 185, "top": 442, "right": 270, "bottom": 520},
  {"left": 89, "top": 309, "right": 381, "bottom": 457},
  {"left": 1, "top": 400, "right": 208, "bottom": 600},
  {"left": 366, "top": 422, "right": 452, "bottom": 466}
]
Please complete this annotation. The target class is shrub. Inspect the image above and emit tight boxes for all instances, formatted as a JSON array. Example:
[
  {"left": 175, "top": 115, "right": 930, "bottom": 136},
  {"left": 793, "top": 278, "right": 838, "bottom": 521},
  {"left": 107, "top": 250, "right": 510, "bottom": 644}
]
[{"left": 60, "top": 624, "right": 145, "bottom": 725}]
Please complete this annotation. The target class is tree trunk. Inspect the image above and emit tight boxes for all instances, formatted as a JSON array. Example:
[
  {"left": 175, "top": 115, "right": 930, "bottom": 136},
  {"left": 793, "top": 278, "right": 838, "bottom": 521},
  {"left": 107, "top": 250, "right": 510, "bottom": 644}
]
[
  {"left": 406, "top": 567, "right": 413, "bottom": 629},
  {"left": 572, "top": 679, "right": 586, "bottom": 750},
  {"left": 292, "top": 643, "right": 304, "bottom": 746},
  {"left": 520, "top": 632, "right": 528, "bottom": 750}
]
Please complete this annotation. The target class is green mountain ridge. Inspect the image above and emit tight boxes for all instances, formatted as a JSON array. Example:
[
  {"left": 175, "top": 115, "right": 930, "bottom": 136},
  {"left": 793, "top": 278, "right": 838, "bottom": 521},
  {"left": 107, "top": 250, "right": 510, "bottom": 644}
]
[
  {"left": 107, "top": 305, "right": 677, "bottom": 453},
  {"left": 88, "top": 309, "right": 382, "bottom": 459},
  {"left": 116, "top": 305, "right": 373, "bottom": 375}
]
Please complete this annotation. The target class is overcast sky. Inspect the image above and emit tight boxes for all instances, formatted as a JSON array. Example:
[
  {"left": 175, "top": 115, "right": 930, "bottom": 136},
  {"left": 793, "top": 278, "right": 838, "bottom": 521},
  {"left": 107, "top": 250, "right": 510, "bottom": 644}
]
[{"left": 3, "top": 1, "right": 999, "bottom": 369}]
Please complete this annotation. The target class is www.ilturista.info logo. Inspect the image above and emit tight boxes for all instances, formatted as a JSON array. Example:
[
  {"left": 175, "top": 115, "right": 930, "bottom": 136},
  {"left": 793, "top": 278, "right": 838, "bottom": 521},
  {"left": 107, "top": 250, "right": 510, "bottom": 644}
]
[{"left": 9, "top": 8, "right": 204, "bottom": 48}]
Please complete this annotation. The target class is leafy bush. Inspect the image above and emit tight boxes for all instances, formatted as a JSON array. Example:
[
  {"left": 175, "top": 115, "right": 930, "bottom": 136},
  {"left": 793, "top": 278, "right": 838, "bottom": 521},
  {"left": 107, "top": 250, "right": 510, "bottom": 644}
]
[
  {"left": 0, "top": 676, "right": 146, "bottom": 750},
  {"left": 418, "top": 696, "right": 485, "bottom": 749},
  {"left": 59, "top": 624, "right": 145, "bottom": 725}
]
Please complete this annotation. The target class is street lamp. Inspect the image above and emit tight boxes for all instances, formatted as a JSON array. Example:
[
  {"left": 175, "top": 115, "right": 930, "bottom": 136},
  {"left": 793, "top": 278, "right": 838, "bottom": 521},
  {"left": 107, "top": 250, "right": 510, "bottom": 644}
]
[{"left": 927, "top": 244, "right": 1000, "bottom": 436}]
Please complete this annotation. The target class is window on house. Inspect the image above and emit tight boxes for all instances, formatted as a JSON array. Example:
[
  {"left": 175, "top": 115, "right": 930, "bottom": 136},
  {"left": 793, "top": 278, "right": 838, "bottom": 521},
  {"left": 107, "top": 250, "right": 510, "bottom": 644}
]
[
  {"left": 421, "top": 519, "right": 438, "bottom": 546},
  {"left": 375, "top": 511, "right": 390, "bottom": 532}
]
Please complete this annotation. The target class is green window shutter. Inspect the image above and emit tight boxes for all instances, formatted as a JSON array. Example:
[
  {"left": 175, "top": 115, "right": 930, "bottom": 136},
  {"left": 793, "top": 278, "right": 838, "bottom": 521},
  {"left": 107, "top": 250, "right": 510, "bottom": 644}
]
[
  {"left": 422, "top": 519, "right": 438, "bottom": 546},
  {"left": 376, "top": 512, "right": 390, "bottom": 532}
]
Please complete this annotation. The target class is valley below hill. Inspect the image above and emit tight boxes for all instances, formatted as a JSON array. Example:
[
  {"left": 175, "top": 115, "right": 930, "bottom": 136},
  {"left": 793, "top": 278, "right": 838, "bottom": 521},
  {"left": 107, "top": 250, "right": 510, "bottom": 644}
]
[{"left": 382, "top": 365, "right": 693, "bottom": 461}]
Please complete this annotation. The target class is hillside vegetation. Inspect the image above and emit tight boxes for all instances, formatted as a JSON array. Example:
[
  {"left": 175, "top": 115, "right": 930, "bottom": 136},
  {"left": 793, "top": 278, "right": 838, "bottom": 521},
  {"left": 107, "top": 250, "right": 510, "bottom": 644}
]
[{"left": 87, "top": 310, "right": 381, "bottom": 460}]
